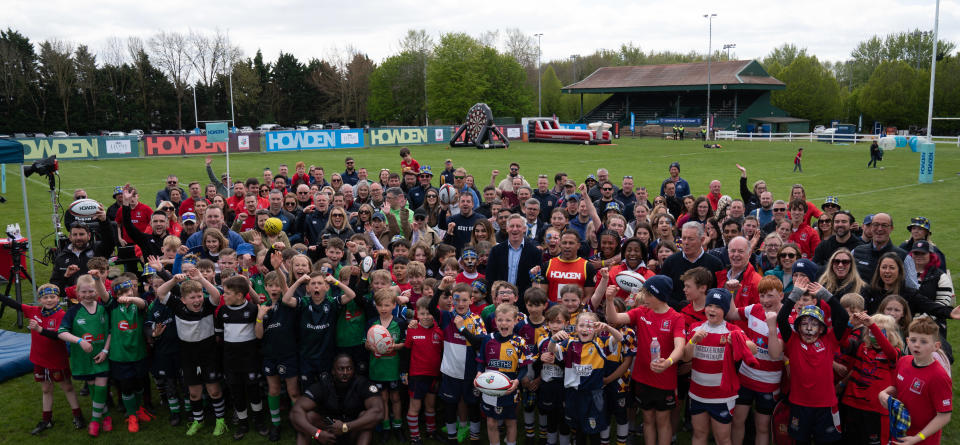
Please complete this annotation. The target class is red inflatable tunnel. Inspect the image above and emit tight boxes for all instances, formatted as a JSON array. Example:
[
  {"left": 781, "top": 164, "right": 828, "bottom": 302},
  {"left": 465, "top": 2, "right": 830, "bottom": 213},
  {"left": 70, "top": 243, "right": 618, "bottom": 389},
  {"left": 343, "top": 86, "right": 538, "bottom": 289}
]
[{"left": 526, "top": 118, "right": 612, "bottom": 145}]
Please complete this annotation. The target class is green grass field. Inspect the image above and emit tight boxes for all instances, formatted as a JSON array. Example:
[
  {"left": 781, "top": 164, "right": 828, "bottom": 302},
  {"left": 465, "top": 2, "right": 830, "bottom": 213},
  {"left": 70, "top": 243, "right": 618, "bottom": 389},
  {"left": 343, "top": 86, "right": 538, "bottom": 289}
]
[{"left": 0, "top": 137, "right": 957, "bottom": 443}]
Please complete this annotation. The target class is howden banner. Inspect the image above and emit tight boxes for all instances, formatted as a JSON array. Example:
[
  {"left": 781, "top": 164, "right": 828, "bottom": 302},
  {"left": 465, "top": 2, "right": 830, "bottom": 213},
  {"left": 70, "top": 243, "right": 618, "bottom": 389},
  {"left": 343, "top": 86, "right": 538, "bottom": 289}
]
[
  {"left": 18, "top": 136, "right": 140, "bottom": 160},
  {"left": 265, "top": 129, "right": 365, "bottom": 151},
  {"left": 144, "top": 133, "right": 260, "bottom": 156}
]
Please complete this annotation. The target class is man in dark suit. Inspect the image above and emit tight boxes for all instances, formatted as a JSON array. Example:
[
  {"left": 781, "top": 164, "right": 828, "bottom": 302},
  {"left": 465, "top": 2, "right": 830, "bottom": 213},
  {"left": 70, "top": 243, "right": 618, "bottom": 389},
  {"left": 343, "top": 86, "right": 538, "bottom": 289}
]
[
  {"left": 486, "top": 214, "right": 543, "bottom": 309},
  {"left": 521, "top": 198, "right": 548, "bottom": 244}
]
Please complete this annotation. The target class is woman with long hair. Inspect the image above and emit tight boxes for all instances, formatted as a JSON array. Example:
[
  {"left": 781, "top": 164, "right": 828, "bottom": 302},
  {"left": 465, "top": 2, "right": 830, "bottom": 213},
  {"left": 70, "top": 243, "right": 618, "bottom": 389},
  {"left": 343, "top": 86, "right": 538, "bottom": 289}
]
[
  {"left": 689, "top": 197, "right": 711, "bottom": 226},
  {"left": 589, "top": 230, "right": 622, "bottom": 270},
  {"left": 210, "top": 194, "right": 234, "bottom": 226},
  {"left": 417, "top": 189, "right": 444, "bottom": 228},
  {"left": 626, "top": 205, "right": 651, "bottom": 237},
  {"left": 321, "top": 207, "right": 355, "bottom": 242},
  {"left": 703, "top": 217, "right": 723, "bottom": 250},
  {"left": 625, "top": 221, "right": 654, "bottom": 257},
  {"left": 863, "top": 253, "right": 918, "bottom": 313},
  {"left": 675, "top": 195, "right": 697, "bottom": 226},
  {"left": 817, "top": 248, "right": 866, "bottom": 296},
  {"left": 650, "top": 240, "right": 677, "bottom": 274},
  {"left": 350, "top": 203, "right": 375, "bottom": 234},
  {"left": 354, "top": 182, "right": 371, "bottom": 206},
  {"left": 470, "top": 219, "right": 495, "bottom": 246},
  {"left": 815, "top": 215, "right": 833, "bottom": 241},
  {"left": 764, "top": 243, "right": 801, "bottom": 293},
  {"left": 649, "top": 212, "right": 677, "bottom": 255}
]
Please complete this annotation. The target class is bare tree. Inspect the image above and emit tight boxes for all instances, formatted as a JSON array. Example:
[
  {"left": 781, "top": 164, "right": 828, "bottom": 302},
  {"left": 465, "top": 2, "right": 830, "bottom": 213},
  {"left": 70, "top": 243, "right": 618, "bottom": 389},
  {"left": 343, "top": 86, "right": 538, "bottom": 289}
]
[
  {"left": 38, "top": 39, "right": 75, "bottom": 130},
  {"left": 188, "top": 29, "right": 242, "bottom": 87},
  {"left": 478, "top": 30, "right": 500, "bottom": 48},
  {"left": 150, "top": 31, "right": 193, "bottom": 129},
  {"left": 399, "top": 29, "right": 433, "bottom": 54},
  {"left": 504, "top": 28, "right": 537, "bottom": 70}
]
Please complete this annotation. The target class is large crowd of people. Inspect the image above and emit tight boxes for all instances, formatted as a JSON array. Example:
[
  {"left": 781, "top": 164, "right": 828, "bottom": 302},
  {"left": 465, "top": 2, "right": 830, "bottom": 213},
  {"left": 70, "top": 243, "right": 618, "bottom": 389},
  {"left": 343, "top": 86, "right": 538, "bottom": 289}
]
[{"left": 4, "top": 147, "right": 957, "bottom": 445}]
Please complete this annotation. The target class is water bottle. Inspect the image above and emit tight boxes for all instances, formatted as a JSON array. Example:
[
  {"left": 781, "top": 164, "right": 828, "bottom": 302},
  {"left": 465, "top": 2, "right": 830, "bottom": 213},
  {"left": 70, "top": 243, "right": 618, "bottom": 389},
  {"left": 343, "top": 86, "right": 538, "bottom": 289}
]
[{"left": 650, "top": 337, "right": 661, "bottom": 364}]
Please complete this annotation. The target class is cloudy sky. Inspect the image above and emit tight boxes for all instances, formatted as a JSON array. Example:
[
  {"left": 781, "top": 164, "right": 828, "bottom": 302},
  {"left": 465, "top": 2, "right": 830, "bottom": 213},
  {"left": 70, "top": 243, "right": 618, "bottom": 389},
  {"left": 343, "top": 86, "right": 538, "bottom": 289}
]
[{"left": 7, "top": 0, "right": 958, "bottom": 65}]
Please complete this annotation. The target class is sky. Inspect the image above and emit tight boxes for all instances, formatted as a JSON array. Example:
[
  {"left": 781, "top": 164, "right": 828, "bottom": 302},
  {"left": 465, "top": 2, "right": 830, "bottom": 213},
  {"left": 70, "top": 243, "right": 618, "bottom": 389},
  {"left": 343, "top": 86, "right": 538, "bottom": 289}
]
[{"left": 6, "top": 0, "right": 958, "bottom": 66}]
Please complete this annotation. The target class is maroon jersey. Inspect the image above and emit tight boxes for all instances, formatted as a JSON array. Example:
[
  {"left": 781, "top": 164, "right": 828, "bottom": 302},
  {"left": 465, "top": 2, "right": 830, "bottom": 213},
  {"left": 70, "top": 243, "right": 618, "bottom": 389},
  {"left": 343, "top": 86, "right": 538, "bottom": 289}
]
[{"left": 405, "top": 324, "right": 443, "bottom": 377}]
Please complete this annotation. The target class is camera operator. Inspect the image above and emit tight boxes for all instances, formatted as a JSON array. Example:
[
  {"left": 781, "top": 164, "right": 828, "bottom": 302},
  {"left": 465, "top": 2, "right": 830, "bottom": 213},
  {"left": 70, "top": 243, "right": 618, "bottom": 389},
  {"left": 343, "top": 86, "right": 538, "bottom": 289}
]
[{"left": 49, "top": 206, "right": 114, "bottom": 291}]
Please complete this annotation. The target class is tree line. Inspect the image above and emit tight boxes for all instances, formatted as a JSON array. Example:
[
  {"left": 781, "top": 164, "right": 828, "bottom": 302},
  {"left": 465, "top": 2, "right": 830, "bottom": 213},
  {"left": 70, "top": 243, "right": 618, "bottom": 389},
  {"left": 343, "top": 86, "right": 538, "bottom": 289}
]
[{"left": 0, "top": 27, "right": 957, "bottom": 135}]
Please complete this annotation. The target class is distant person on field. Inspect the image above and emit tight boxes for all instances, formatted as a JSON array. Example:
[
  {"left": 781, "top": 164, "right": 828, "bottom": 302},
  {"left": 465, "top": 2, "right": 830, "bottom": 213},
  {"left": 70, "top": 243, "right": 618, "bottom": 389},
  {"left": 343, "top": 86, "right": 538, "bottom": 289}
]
[
  {"left": 868, "top": 140, "right": 882, "bottom": 168},
  {"left": 793, "top": 147, "right": 803, "bottom": 172}
]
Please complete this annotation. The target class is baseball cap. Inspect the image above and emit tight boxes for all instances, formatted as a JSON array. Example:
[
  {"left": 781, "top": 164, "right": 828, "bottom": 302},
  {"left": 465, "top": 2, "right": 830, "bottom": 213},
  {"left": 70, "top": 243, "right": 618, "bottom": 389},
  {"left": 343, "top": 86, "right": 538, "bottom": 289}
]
[
  {"left": 669, "top": 162, "right": 680, "bottom": 171},
  {"left": 371, "top": 212, "right": 386, "bottom": 222},
  {"left": 181, "top": 212, "right": 197, "bottom": 224},
  {"left": 445, "top": 159, "right": 453, "bottom": 165},
  {"left": 113, "top": 186, "right": 124, "bottom": 197},
  {"left": 565, "top": 193, "right": 581, "bottom": 203},
  {"left": 236, "top": 243, "right": 255, "bottom": 257},
  {"left": 911, "top": 240, "right": 931, "bottom": 253},
  {"left": 419, "top": 165, "right": 433, "bottom": 176},
  {"left": 863, "top": 214, "right": 875, "bottom": 226},
  {"left": 585, "top": 174, "right": 597, "bottom": 182},
  {"left": 413, "top": 208, "right": 428, "bottom": 220},
  {"left": 643, "top": 275, "right": 673, "bottom": 302}
]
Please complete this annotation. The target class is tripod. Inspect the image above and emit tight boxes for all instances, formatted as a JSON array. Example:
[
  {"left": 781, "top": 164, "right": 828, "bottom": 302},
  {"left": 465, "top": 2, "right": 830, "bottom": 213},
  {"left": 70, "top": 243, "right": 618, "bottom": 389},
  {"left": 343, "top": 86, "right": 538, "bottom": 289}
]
[{"left": 0, "top": 239, "right": 32, "bottom": 328}]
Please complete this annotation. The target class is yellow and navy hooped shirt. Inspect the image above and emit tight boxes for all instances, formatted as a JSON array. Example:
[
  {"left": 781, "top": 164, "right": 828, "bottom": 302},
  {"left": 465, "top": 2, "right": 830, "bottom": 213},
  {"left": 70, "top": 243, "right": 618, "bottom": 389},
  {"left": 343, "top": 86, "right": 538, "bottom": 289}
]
[
  {"left": 556, "top": 336, "right": 617, "bottom": 390},
  {"left": 476, "top": 332, "right": 532, "bottom": 381},
  {"left": 601, "top": 326, "right": 637, "bottom": 393}
]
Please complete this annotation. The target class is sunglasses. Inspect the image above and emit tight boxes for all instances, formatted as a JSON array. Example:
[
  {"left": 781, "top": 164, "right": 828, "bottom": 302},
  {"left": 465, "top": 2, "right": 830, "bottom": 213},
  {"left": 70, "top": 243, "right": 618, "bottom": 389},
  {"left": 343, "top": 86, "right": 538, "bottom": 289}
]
[
  {"left": 819, "top": 219, "right": 833, "bottom": 224},
  {"left": 454, "top": 176, "right": 465, "bottom": 180},
  {"left": 414, "top": 216, "right": 426, "bottom": 221},
  {"left": 284, "top": 202, "right": 296, "bottom": 206},
  {"left": 779, "top": 252, "right": 797, "bottom": 259},
  {"left": 332, "top": 214, "right": 345, "bottom": 218},
  {"left": 167, "top": 181, "right": 177, "bottom": 185},
  {"left": 419, "top": 174, "right": 431, "bottom": 178},
  {"left": 623, "top": 175, "right": 633, "bottom": 179},
  {"left": 602, "top": 187, "right": 613, "bottom": 191},
  {"left": 332, "top": 178, "right": 342, "bottom": 182},
  {"left": 833, "top": 258, "right": 852, "bottom": 265},
  {"left": 75, "top": 195, "right": 87, "bottom": 199},
  {"left": 359, "top": 210, "right": 371, "bottom": 215},
  {"left": 773, "top": 207, "right": 787, "bottom": 212},
  {"left": 160, "top": 207, "right": 175, "bottom": 211},
  {"left": 427, "top": 195, "right": 437, "bottom": 198}
]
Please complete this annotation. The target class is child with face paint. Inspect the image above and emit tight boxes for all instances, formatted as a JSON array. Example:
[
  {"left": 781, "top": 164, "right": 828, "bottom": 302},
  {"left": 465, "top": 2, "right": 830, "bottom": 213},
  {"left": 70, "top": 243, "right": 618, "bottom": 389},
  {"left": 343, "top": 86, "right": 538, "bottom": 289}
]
[
  {"left": 454, "top": 247, "right": 485, "bottom": 287},
  {"left": 768, "top": 264, "right": 850, "bottom": 445}
]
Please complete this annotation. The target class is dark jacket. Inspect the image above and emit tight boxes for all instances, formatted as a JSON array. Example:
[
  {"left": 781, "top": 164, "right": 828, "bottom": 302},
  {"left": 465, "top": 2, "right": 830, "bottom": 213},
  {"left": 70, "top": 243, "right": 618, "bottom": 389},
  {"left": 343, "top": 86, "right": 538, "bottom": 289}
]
[
  {"left": 739, "top": 176, "right": 760, "bottom": 213},
  {"left": 485, "top": 239, "right": 543, "bottom": 308},
  {"left": 812, "top": 234, "right": 863, "bottom": 266},
  {"left": 50, "top": 220, "right": 115, "bottom": 290},
  {"left": 121, "top": 206, "right": 167, "bottom": 258},
  {"left": 852, "top": 241, "right": 907, "bottom": 285},
  {"left": 661, "top": 249, "right": 723, "bottom": 310},
  {"left": 295, "top": 210, "right": 330, "bottom": 246}
]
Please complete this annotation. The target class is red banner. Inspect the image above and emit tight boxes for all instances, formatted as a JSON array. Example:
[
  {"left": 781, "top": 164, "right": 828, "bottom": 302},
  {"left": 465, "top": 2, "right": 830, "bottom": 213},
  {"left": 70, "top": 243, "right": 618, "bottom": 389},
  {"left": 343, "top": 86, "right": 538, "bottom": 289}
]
[{"left": 143, "top": 133, "right": 260, "bottom": 156}]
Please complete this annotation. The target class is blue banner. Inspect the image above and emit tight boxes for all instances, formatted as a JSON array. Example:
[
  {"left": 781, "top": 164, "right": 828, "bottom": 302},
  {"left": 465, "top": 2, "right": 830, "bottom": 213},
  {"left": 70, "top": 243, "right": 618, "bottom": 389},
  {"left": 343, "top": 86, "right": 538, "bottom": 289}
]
[
  {"left": 558, "top": 123, "right": 587, "bottom": 130},
  {"left": 658, "top": 118, "right": 701, "bottom": 125},
  {"left": 265, "top": 129, "right": 365, "bottom": 151},
  {"left": 630, "top": 113, "right": 635, "bottom": 132},
  {"left": 206, "top": 122, "right": 228, "bottom": 143}
]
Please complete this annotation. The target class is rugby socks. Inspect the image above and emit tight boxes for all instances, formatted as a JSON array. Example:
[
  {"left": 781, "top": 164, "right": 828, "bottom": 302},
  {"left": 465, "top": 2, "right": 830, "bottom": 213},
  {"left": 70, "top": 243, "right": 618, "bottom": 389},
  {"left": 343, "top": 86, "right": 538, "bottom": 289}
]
[
  {"left": 391, "top": 418, "right": 402, "bottom": 431},
  {"left": 524, "top": 410, "right": 536, "bottom": 439},
  {"left": 444, "top": 405, "right": 458, "bottom": 441},
  {"left": 237, "top": 409, "right": 248, "bottom": 421},
  {"left": 381, "top": 419, "right": 390, "bottom": 431},
  {"left": 558, "top": 433, "right": 571, "bottom": 445},
  {"left": 122, "top": 392, "right": 138, "bottom": 417},
  {"left": 211, "top": 396, "right": 226, "bottom": 419},
  {"left": 91, "top": 384, "right": 107, "bottom": 422},
  {"left": 470, "top": 420, "right": 481, "bottom": 440},
  {"left": 407, "top": 413, "right": 420, "bottom": 439},
  {"left": 616, "top": 422, "right": 629, "bottom": 445},
  {"left": 168, "top": 395, "right": 181, "bottom": 413},
  {"left": 424, "top": 410, "right": 436, "bottom": 433},
  {"left": 601, "top": 425, "right": 610, "bottom": 445},
  {"left": 548, "top": 431, "right": 559, "bottom": 444},
  {"left": 191, "top": 399, "right": 205, "bottom": 423},
  {"left": 539, "top": 413, "right": 549, "bottom": 442},
  {"left": 267, "top": 395, "right": 281, "bottom": 426},
  {"left": 42, "top": 410, "right": 52, "bottom": 422}
]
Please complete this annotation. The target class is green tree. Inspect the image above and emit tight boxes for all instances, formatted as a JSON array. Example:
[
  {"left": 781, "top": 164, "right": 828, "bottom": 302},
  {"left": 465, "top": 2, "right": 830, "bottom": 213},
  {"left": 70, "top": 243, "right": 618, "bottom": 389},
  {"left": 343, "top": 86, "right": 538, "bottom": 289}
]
[
  {"left": 540, "top": 65, "right": 562, "bottom": 116},
  {"left": 857, "top": 61, "right": 927, "bottom": 127},
  {"left": 368, "top": 51, "right": 424, "bottom": 124},
  {"left": 761, "top": 43, "right": 806, "bottom": 78},
  {"left": 427, "top": 33, "right": 488, "bottom": 122},
  {"left": 770, "top": 54, "right": 842, "bottom": 125}
]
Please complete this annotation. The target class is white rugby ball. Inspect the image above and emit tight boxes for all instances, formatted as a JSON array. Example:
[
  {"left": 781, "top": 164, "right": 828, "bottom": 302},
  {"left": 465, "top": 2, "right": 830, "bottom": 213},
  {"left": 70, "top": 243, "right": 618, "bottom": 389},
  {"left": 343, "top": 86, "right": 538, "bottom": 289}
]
[
  {"left": 366, "top": 324, "right": 393, "bottom": 355},
  {"left": 68, "top": 198, "right": 101, "bottom": 221},
  {"left": 614, "top": 270, "right": 646, "bottom": 293},
  {"left": 474, "top": 370, "right": 512, "bottom": 397},
  {"left": 438, "top": 184, "right": 457, "bottom": 204},
  {"left": 361, "top": 255, "right": 374, "bottom": 274}
]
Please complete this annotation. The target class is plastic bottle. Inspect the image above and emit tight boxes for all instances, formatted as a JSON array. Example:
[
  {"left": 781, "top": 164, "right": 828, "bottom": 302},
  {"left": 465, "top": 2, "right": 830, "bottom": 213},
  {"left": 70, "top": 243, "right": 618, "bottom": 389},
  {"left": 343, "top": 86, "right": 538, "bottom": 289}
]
[{"left": 650, "top": 337, "right": 661, "bottom": 363}]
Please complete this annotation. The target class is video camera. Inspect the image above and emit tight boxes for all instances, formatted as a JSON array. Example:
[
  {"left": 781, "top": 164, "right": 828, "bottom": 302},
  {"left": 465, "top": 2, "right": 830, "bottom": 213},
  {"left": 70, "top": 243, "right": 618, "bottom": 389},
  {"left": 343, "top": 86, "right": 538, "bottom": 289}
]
[{"left": 24, "top": 155, "right": 59, "bottom": 190}]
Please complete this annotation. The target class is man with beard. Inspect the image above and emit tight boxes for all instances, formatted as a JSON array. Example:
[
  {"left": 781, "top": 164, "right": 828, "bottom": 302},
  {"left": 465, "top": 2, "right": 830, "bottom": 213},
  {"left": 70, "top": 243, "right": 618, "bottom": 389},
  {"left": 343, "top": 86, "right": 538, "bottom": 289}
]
[
  {"left": 593, "top": 181, "right": 618, "bottom": 214},
  {"left": 311, "top": 166, "right": 330, "bottom": 188},
  {"left": 615, "top": 175, "right": 638, "bottom": 217},
  {"left": 342, "top": 157, "right": 359, "bottom": 186},
  {"left": 408, "top": 166, "right": 436, "bottom": 209},
  {"left": 445, "top": 193, "right": 483, "bottom": 252},
  {"left": 290, "top": 354, "right": 383, "bottom": 445},
  {"left": 534, "top": 229, "right": 596, "bottom": 302},
  {"left": 662, "top": 181, "right": 684, "bottom": 217},
  {"left": 660, "top": 162, "right": 691, "bottom": 198},
  {"left": 750, "top": 191, "right": 775, "bottom": 228},
  {"left": 120, "top": 189, "right": 169, "bottom": 258},
  {"left": 812, "top": 210, "right": 862, "bottom": 266},
  {"left": 295, "top": 193, "right": 332, "bottom": 248},
  {"left": 496, "top": 162, "right": 530, "bottom": 193},
  {"left": 50, "top": 206, "right": 114, "bottom": 290},
  {"left": 760, "top": 200, "right": 788, "bottom": 235},
  {"left": 185, "top": 206, "right": 245, "bottom": 250}
]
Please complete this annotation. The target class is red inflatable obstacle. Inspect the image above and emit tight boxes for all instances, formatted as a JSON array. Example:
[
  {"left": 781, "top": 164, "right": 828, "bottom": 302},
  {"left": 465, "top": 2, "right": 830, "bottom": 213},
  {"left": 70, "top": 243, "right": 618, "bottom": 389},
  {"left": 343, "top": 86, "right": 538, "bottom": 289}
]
[{"left": 526, "top": 118, "right": 612, "bottom": 145}]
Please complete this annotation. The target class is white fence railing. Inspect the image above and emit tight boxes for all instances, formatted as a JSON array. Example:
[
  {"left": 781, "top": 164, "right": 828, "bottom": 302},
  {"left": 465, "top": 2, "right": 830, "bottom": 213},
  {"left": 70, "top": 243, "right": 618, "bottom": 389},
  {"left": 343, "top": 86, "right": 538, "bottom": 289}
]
[{"left": 714, "top": 131, "right": 960, "bottom": 146}]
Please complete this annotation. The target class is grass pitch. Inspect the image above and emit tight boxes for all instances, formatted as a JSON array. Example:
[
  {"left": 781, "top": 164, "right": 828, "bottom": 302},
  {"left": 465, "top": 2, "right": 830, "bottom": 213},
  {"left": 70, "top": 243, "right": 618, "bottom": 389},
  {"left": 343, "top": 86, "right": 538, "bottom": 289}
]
[{"left": 0, "top": 136, "right": 957, "bottom": 443}]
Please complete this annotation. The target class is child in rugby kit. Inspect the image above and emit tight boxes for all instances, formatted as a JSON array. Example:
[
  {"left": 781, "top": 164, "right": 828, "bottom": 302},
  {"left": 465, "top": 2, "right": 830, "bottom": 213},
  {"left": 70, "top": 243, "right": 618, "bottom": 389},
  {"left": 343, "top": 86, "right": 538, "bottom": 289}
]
[
  {"left": 682, "top": 288, "right": 759, "bottom": 445},
  {"left": 456, "top": 303, "right": 532, "bottom": 445},
  {"left": 840, "top": 312, "right": 901, "bottom": 445},
  {"left": 676, "top": 267, "right": 711, "bottom": 433},
  {"left": 404, "top": 297, "right": 444, "bottom": 444},
  {"left": 517, "top": 287, "right": 547, "bottom": 443},
  {"left": 286, "top": 271, "right": 356, "bottom": 387},
  {"left": 879, "top": 316, "right": 953, "bottom": 445},
  {"left": 769, "top": 275, "right": 849, "bottom": 445},
  {"left": 155, "top": 268, "right": 227, "bottom": 437},
  {"left": 255, "top": 270, "right": 300, "bottom": 441},
  {"left": 367, "top": 288, "right": 407, "bottom": 440},
  {"left": 606, "top": 275, "right": 686, "bottom": 445},
  {"left": 600, "top": 296, "right": 636, "bottom": 445},
  {"left": 429, "top": 282, "right": 487, "bottom": 443},
  {"left": 57, "top": 274, "right": 111, "bottom": 437},
  {"left": 0, "top": 284, "right": 84, "bottom": 435},
  {"left": 536, "top": 305, "right": 569, "bottom": 445},
  {"left": 550, "top": 311, "right": 623, "bottom": 445},
  {"left": 100, "top": 275, "right": 153, "bottom": 433},
  {"left": 558, "top": 284, "right": 585, "bottom": 334},
  {"left": 143, "top": 260, "right": 188, "bottom": 428},
  {"left": 216, "top": 275, "right": 266, "bottom": 439},
  {"left": 724, "top": 275, "right": 784, "bottom": 445}
]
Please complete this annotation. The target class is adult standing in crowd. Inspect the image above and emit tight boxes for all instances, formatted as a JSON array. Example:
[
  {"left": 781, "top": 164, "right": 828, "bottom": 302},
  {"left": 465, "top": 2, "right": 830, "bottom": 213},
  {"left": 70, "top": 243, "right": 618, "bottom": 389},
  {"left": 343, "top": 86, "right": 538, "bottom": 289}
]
[
  {"left": 50, "top": 207, "right": 113, "bottom": 291},
  {"left": 660, "top": 222, "right": 723, "bottom": 309},
  {"left": 342, "top": 157, "right": 359, "bottom": 186},
  {"left": 486, "top": 214, "right": 542, "bottom": 304},
  {"left": 155, "top": 174, "right": 185, "bottom": 207},
  {"left": 852, "top": 212, "right": 918, "bottom": 290},
  {"left": 812, "top": 210, "right": 861, "bottom": 266},
  {"left": 660, "top": 162, "right": 691, "bottom": 198}
]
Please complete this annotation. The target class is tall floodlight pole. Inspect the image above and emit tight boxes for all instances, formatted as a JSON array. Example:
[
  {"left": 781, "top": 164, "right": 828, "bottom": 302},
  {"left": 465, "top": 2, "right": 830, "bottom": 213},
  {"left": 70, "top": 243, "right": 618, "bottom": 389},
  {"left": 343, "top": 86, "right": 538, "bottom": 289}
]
[
  {"left": 535, "top": 33, "right": 543, "bottom": 116},
  {"left": 192, "top": 86, "right": 199, "bottom": 130},
  {"left": 925, "top": 0, "right": 940, "bottom": 143},
  {"left": 723, "top": 43, "right": 736, "bottom": 59},
  {"left": 704, "top": 14, "right": 716, "bottom": 141}
]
